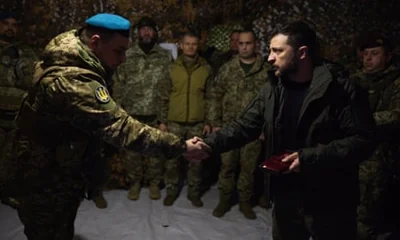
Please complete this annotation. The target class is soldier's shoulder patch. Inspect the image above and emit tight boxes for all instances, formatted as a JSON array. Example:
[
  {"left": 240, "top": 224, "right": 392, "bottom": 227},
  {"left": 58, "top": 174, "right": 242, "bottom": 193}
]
[{"left": 94, "top": 86, "right": 110, "bottom": 103}]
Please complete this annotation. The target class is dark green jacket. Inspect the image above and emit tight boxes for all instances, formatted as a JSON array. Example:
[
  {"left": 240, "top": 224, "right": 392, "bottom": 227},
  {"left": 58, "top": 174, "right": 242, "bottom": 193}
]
[{"left": 205, "top": 64, "right": 376, "bottom": 211}]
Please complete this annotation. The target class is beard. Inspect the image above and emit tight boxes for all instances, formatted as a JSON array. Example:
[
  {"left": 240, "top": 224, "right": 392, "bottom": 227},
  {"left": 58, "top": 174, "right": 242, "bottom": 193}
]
[
  {"left": 138, "top": 35, "right": 157, "bottom": 52},
  {"left": 0, "top": 31, "right": 17, "bottom": 43},
  {"left": 274, "top": 57, "right": 298, "bottom": 77}
]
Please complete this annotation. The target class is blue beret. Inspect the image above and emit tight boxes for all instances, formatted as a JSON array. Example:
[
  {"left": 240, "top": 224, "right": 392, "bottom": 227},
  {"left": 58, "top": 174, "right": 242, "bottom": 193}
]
[
  {"left": 85, "top": 13, "right": 130, "bottom": 31},
  {"left": 0, "top": 12, "right": 17, "bottom": 21}
]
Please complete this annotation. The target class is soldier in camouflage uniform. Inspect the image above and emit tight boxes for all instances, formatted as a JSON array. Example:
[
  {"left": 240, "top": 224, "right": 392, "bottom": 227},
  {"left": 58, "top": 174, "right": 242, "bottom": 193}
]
[
  {"left": 113, "top": 16, "right": 172, "bottom": 201},
  {"left": 0, "top": 12, "right": 38, "bottom": 209},
  {"left": 159, "top": 31, "right": 213, "bottom": 207},
  {"left": 11, "top": 13, "right": 209, "bottom": 240},
  {"left": 351, "top": 36, "right": 400, "bottom": 240},
  {"left": 208, "top": 30, "right": 270, "bottom": 219}
]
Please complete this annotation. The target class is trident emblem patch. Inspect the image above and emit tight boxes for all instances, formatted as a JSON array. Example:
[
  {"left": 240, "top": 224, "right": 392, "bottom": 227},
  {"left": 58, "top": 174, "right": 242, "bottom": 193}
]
[{"left": 95, "top": 86, "right": 110, "bottom": 103}]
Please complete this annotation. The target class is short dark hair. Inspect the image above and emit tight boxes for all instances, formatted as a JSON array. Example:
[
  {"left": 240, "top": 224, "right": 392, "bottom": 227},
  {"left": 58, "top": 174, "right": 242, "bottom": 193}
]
[
  {"left": 272, "top": 21, "right": 319, "bottom": 61},
  {"left": 180, "top": 31, "right": 200, "bottom": 41},
  {"left": 239, "top": 29, "right": 257, "bottom": 42},
  {"left": 82, "top": 25, "right": 129, "bottom": 44},
  {"left": 230, "top": 30, "right": 241, "bottom": 37}
]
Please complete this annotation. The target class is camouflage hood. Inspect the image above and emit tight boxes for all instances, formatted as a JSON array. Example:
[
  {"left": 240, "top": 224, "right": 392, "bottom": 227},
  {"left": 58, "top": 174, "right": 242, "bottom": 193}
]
[{"left": 41, "top": 29, "right": 107, "bottom": 81}]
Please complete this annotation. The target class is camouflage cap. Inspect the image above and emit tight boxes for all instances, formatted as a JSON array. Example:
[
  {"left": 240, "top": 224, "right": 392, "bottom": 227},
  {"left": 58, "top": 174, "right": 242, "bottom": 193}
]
[
  {"left": 135, "top": 16, "right": 157, "bottom": 31},
  {"left": 360, "top": 35, "right": 393, "bottom": 52},
  {"left": 85, "top": 13, "right": 131, "bottom": 31}
]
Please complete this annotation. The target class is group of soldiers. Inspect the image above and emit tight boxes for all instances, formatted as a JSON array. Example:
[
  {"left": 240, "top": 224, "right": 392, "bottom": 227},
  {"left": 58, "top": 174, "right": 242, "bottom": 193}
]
[{"left": 0, "top": 10, "right": 399, "bottom": 240}]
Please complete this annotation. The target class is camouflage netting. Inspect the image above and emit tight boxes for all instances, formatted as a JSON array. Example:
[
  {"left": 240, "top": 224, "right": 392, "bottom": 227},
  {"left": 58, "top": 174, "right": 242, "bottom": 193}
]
[
  {"left": 1, "top": 0, "right": 399, "bottom": 188},
  {"left": 246, "top": 0, "right": 400, "bottom": 65}
]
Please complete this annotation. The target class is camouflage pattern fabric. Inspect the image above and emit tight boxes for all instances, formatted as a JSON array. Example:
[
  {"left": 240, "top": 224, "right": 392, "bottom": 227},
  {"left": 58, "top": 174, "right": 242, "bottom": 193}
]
[
  {"left": 352, "top": 65, "right": 400, "bottom": 239},
  {"left": 121, "top": 116, "right": 164, "bottom": 186},
  {"left": 208, "top": 55, "right": 269, "bottom": 201},
  {"left": 0, "top": 41, "right": 37, "bottom": 202},
  {"left": 206, "top": 24, "right": 242, "bottom": 52},
  {"left": 12, "top": 29, "right": 185, "bottom": 240},
  {"left": 219, "top": 139, "right": 262, "bottom": 202},
  {"left": 113, "top": 42, "right": 172, "bottom": 118},
  {"left": 113, "top": 43, "right": 172, "bottom": 187},
  {"left": 164, "top": 121, "right": 204, "bottom": 197},
  {"left": 207, "top": 55, "right": 270, "bottom": 127}
]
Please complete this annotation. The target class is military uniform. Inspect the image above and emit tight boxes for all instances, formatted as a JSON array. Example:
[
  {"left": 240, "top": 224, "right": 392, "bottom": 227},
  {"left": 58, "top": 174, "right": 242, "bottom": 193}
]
[
  {"left": 13, "top": 14, "right": 186, "bottom": 240},
  {"left": 0, "top": 39, "right": 38, "bottom": 207},
  {"left": 113, "top": 41, "right": 172, "bottom": 200},
  {"left": 208, "top": 55, "right": 269, "bottom": 219},
  {"left": 352, "top": 64, "right": 400, "bottom": 239},
  {"left": 159, "top": 55, "right": 213, "bottom": 207}
]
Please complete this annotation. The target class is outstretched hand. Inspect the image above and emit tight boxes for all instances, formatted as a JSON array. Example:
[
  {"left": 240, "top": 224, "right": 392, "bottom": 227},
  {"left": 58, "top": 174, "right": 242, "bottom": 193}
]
[{"left": 183, "top": 137, "right": 212, "bottom": 163}]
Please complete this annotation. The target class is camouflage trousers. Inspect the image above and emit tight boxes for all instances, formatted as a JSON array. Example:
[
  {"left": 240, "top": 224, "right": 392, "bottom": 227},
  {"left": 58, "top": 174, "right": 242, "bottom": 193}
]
[
  {"left": 164, "top": 121, "right": 203, "bottom": 197},
  {"left": 123, "top": 115, "right": 164, "bottom": 186},
  {"left": 17, "top": 191, "right": 83, "bottom": 240},
  {"left": 272, "top": 197, "right": 357, "bottom": 240},
  {"left": 0, "top": 125, "right": 18, "bottom": 198},
  {"left": 357, "top": 154, "right": 394, "bottom": 240},
  {"left": 218, "top": 139, "right": 261, "bottom": 202}
]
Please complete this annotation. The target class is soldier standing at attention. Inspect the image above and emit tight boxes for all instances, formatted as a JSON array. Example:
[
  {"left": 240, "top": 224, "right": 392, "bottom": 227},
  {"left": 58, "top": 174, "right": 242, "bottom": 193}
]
[
  {"left": 113, "top": 16, "right": 173, "bottom": 201},
  {"left": 13, "top": 13, "right": 209, "bottom": 240},
  {"left": 352, "top": 35, "right": 400, "bottom": 240},
  {"left": 208, "top": 29, "right": 270, "bottom": 219},
  {"left": 0, "top": 11, "right": 38, "bottom": 209},
  {"left": 159, "top": 31, "right": 213, "bottom": 207}
]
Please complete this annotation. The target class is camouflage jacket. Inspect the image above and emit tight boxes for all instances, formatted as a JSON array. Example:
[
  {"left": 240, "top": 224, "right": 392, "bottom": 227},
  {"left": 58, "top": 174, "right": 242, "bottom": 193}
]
[
  {"left": 208, "top": 55, "right": 270, "bottom": 127},
  {"left": 0, "top": 41, "right": 38, "bottom": 127},
  {"left": 113, "top": 42, "right": 172, "bottom": 118},
  {"left": 352, "top": 65, "right": 400, "bottom": 172},
  {"left": 15, "top": 30, "right": 185, "bottom": 192}
]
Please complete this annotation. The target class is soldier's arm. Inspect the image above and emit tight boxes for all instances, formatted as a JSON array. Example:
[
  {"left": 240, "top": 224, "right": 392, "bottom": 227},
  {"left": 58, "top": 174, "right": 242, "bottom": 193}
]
[
  {"left": 373, "top": 79, "right": 400, "bottom": 140},
  {"left": 204, "top": 85, "right": 266, "bottom": 153},
  {"left": 52, "top": 76, "right": 185, "bottom": 159},
  {"left": 207, "top": 66, "right": 226, "bottom": 128},
  {"left": 203, "top": 65, "right": 214, "bottom": 125},
  {"left": 157, "top": 64, "right": 173, "bottom": 125}
]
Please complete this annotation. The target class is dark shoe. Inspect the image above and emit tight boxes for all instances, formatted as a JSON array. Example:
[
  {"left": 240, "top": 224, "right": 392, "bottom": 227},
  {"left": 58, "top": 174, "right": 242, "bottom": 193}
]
[
  {"left": 149, "top": 184, "right": 161, "bottom": 200},
  {"left": 258, "top": 195, "right": 271, "bottom": 209},
  {"left": 212, "top": 201, "right": 231, "bottom": 218},
  {"left": 127, "top": 183, "right": 141, "bottom": 200},
  {"left": 239, "top": 202, "right": 256, "bottom": 220},
  {"left": 93, "top": 194, "right": 108, "bottom": 209},
  {"left": 163, "top": 195, "right": 177, "bottom": 206},
  {"left": 188, "top": 195, "right": 203, "bottom": 207}
]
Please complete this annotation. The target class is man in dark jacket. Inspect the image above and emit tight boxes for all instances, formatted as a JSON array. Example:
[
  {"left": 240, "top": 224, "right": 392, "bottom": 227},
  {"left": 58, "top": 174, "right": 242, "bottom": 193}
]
[{"left": 203, "top": 21, "right": 375, "bottom": 240}]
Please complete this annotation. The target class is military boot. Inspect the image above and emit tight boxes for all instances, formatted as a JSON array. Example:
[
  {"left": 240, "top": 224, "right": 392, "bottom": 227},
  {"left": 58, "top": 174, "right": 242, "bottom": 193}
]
[
  {"left": 92, "top": 193, "right": 108, "bottom": 209},
  {"left": 127, "top": 182, "right": 141, "bottom": 200},
  {"left": 212, "top": 199, "right": 231, "bottom": 218},
  {"left": 239, "top": 201, "right": 256, "bottom": 220},
  {"left": 188, "top": 194, "right": 203, "bottom": 207},
  {"left": 149, "top": 184, "right": 161, "bottom": 200},
  {"left": 163, "top": 194, "right": 177, "bottom": 206},
  {"left": 188, "top": 188, "right": 203, "bottom": 207},
  {"left": 258, "top": 194, "right": 271, "bottom": 209}
]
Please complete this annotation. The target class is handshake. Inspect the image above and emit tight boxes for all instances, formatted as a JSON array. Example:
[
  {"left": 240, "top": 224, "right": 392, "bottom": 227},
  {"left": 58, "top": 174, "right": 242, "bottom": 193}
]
[{"left": 183, "top": 137, "right": 212, "bottom": 163}]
